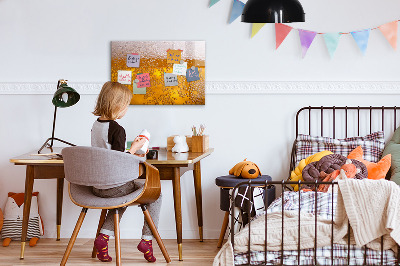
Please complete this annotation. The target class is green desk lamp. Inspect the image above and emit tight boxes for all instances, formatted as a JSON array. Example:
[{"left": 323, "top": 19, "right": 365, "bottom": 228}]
[{"left": 38, "top": 79, "right": 80, "bottom": 154}]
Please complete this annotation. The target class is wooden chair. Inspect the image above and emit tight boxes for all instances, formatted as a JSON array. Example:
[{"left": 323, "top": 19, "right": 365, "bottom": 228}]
[{"left": 60, "top": 146, "right": 171, "bottom": 265}]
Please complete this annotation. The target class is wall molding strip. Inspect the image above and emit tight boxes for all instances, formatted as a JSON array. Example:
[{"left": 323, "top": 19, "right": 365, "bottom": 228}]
[{"left": 0, "top": 81, "right": 399, "bottom": 95}]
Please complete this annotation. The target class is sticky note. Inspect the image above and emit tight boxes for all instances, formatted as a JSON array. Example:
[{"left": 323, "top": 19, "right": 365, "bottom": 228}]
[
  {"left": 173, "top": 62, "right": 187, "bottom": 76},
  {"left": 136, "top": 73, "right": 151, "bottom": 88},
  {"left": 127, "top": 53, "right": 140, "bottom": 68},
  {"left": 164, "top": 73, "right": 178, "bottom": 87},
  {"left": 132, "top": 83, "right": 146, "bottom": 94},
  {"left": 167, "top": 49, "right": 182, "bottom": 64},
  {"left": 186, "top": 67, "right": 200, "bottom": 82},
  {"left": 118, "top": 70, "right": 132, "bottom": 84}
]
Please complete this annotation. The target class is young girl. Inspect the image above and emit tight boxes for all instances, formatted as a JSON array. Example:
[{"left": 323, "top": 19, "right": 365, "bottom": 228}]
[{"left": 91, "top": 81, "right": 162, "bottom": 263}]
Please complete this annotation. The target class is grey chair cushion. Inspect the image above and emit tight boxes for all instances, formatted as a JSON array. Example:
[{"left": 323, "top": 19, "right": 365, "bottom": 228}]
[
  {"left": 62, "top": 146, "right": 145, "bottom": 188},
  {"left": 69, "top": 180, "right": 145, "bottom": 208}
]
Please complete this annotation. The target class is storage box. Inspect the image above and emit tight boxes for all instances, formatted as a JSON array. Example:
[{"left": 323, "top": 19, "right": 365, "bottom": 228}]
[
  {"left": 191, "top": 135, "right": 209, "bottom": 153},
  {"left": 167, "top": 135, "right": 192, "bottom": 151}
]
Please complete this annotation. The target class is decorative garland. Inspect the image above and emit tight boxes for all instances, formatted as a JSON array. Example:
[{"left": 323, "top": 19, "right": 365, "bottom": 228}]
[{"left": 210, "top": 0, "right": 398, "bottom": 58}]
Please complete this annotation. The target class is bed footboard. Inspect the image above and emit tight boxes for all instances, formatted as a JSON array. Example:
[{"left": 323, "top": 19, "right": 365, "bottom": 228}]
[{"left": 230, "top": 180, "right": 400, "bottom": 266}]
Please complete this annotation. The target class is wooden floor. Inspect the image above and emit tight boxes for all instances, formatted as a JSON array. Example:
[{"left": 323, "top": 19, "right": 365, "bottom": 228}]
[{"left": 0, "top": 239, "right": 221, "bottom": 265}]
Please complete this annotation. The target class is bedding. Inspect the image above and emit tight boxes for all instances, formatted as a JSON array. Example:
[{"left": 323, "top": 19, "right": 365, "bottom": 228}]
[
  {"left": 234, "top": 245, "right": 397, "bottom": 265},
  {"left": 214, "top": 181, "right": 399, "bottom": 266},
  {"left": 295, "top": 131, "right": 385, "bottom": 166},
  {"left": 335, "top": 178, "right": 400, "bottom": 250}
]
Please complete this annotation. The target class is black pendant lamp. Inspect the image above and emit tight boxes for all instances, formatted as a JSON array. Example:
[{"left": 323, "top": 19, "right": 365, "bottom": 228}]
[{"left": 242, "top": 0, "right": 305, "bottom": 23}]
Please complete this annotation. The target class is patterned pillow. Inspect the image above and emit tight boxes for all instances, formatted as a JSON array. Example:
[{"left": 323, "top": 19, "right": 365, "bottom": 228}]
[{"left": 294, "top": 131, "right": 385, "bottom": 166}]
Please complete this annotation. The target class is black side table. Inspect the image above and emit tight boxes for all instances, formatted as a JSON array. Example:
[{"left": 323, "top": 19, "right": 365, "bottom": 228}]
[{"left": 215, "top": 175, "right": 275, "bottom": 248}]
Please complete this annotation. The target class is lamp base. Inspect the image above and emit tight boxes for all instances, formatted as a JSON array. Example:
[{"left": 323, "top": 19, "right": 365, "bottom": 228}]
[{"left": 38, "top": 137, "right": 76, "bottom": 154}]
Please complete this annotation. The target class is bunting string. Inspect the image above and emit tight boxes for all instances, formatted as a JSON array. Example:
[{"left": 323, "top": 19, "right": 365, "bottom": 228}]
[
  {"left": 286, "top": 20, "right": 400, "bottom": 35},
  {"left": 210, "top": 0, "right": 400, "bottom": 58}
]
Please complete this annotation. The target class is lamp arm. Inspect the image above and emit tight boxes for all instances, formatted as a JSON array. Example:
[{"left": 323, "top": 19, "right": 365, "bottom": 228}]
[
  {"left": 50, "top": 79, "right": 61, "bottom": 148},
  {"left": 50, "top": 105, "right": 57, "bottom": 148}
]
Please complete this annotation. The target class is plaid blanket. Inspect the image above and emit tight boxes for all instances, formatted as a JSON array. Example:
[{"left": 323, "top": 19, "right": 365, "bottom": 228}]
[
  {"left": 234, "top": 191, "right": 397, "bottom": 265},
  {"left": 235, "top": 244, "right": 397, "bottom": 265},
  {"left": 266, "top": 190, "right": 336, "bottom": 220}
]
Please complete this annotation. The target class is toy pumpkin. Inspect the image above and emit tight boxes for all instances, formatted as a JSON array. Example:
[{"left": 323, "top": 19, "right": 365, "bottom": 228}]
[{"left": 229, "top": 159, "right": 261, "bottom": 179}]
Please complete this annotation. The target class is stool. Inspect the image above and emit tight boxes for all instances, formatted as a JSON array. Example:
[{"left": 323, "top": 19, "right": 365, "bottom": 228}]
[{"left": 215, "top": 175, "right": 275, "bottom": 248}]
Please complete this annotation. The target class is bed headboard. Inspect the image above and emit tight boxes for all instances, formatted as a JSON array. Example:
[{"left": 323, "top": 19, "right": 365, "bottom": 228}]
[
  {"left": 290, "top": 106, "right": 400, "bottom": 179},
  {"left": 295, "top": 106, "right": 400, "bottom": 138}
]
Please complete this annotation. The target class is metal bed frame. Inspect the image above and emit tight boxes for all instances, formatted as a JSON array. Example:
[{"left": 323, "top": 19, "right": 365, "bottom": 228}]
[{"left": 230, "top": 106, "right": 400, "bottom": 266}]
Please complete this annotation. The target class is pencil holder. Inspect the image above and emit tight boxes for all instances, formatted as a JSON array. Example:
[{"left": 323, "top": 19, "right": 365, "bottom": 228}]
[{"left": 191, "top": 135, "right": 209, "bottom": 153}]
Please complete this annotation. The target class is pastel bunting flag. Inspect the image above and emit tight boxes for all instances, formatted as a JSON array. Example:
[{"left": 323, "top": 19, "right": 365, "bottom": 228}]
[
  {"left": 275, "top": 23, "right": 293, "bottom": 49},
  {"left": 209, "top": 0, "right": 220, "bottom": 7},
  {"left": 351, "top": 29, "right": 370, "bottom": 55},
  {"left": 298, "top": 29, "right": 317, "bottom": 58},
  {"left": 251, "top": 23, "right": 266, "bottom": 38},
  {"left": 229, "top": 0, "right": 245, "bottom": 24},
  {"left": 323, "top": 33, "right": 341, "bottom": 58},
  {"left": 378, "top": 21, "right": 398, "bottom": 50}
]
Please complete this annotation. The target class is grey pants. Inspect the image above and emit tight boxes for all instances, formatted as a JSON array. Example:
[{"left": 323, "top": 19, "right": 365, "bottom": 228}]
[{"left": 92, "top": 180, "right": 162, "bottom": 240}]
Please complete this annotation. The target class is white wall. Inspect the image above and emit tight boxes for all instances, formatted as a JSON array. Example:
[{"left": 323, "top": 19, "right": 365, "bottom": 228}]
[{"left": 1, "top": 0, "right": 400, "bottom": 240}]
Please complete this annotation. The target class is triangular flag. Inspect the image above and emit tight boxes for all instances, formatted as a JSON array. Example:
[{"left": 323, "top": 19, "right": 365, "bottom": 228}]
[
  {"left": 251, "top": 23, "right": 266, "bottom": 38},
  {"left": 378, "top": 21, "right": 397, "bottom": 50},
  {"left": 229, "top": 0, "right": 245, "bottom": 24},
  {"left": 323, "top": 33, "right": 341, "bottom": 58},
  {"left": 298, "top": 29, "right": 317, "bottom": 58},
  {"left": 275, "top": 23, "right": 293, "bottom": 49},
  {"left": 351, "top": 29, "right": 370, "bottom": 55},
  {"left": 209, "top": 0, "right": 220, "bottom": 7}
]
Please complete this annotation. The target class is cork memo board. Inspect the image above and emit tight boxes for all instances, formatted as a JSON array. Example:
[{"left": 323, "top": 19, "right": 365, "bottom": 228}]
[{"left": 111, "top": 41, "right": 205, "bottom": 105}]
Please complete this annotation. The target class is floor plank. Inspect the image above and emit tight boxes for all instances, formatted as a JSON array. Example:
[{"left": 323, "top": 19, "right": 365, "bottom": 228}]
[{"left": 0, "top": 239, "right": 221, "bottom": 265}]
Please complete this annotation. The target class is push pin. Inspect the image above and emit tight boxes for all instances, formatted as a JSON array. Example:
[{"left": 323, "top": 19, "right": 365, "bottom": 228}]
[
  {"left": 191, "top": 66, "right": 196, "bottom": 70},
  {"left": 134, "top": 79, "right": 139, "bottom": 83},
  {"left": 180, "top": 60, "right": 185, "bottom": 64}
]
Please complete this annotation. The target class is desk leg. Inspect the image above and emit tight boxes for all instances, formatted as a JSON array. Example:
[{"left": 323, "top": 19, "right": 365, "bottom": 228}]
[
  {"left": 172, "top": 167, "right": 183, "bottom": 261},
  {"left": 56, "top": 178, "right": 64, "bottom": 241},
  {"left": 193, "top": 161, "right": 203, "bottom": 242},
  {"left": 20, "top": 165, "right": 34, "bottom": 259}
]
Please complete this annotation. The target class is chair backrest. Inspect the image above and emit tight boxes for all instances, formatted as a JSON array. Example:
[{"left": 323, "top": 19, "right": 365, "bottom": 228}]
[{"left": 62, "top": 146, "right": 145, "bottom": 187}]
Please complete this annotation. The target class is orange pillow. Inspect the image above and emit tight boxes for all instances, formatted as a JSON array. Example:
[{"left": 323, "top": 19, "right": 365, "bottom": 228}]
[{"left": 347, "top": 146, "right": 391, "bottom": 180}]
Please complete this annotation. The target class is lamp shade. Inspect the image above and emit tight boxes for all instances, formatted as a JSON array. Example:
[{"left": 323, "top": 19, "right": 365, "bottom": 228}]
[
  {"left": 52, "top": 84, "right": 80, "bottom": 108},
  {"left": 241, "top": 0, "right": 305, "bottom": 23}
]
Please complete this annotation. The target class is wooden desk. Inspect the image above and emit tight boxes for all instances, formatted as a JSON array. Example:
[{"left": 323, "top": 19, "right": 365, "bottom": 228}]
[
  {"left": 10, "top": 147, "right": 213, "bottom": 261},
  {"left": 146, "top": 148, "right": 213, "bottom": 260},
  {"left": 9, "top": 148, "right": 64, "bottom": 259}
]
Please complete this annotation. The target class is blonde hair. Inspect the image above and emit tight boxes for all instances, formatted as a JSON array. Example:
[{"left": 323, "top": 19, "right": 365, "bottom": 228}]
[{"left": 93, "top": 81, "right": 132, "bottom": 120}]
